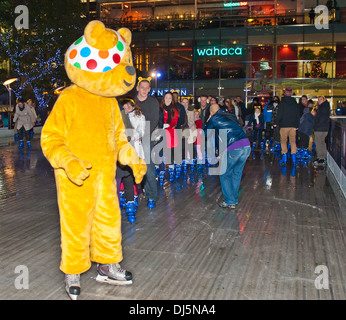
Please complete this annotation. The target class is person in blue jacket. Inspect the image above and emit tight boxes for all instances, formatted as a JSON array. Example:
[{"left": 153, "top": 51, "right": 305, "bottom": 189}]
[
  {"left": 204, "top": 104, "right": 251, "bottom": 209},
  {"left": 297, "top": 105, "right": 316, "bottom": 159}
]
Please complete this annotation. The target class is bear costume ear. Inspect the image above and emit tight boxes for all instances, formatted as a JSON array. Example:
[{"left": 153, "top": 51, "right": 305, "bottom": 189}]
[
  {"left": 117, "top": 27, "right": 132, "bottom": 46},
  {"left": 84, "top": 20, "right": 118, "bottom": 50}
]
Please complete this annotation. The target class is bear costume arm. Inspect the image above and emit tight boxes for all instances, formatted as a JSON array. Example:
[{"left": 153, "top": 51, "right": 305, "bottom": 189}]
[{"left": 41, "top": 89, "right": 92, "bottom": 186}]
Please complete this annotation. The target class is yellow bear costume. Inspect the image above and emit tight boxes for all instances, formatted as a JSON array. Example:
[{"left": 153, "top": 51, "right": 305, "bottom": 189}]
[{"left": 41, "top": 21, "right": 146, "bottom": 275}]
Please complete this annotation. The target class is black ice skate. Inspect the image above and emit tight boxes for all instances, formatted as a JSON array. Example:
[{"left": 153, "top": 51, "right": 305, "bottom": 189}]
[{"left": 96, "top": 263, "right": 133, "bottom": 286}]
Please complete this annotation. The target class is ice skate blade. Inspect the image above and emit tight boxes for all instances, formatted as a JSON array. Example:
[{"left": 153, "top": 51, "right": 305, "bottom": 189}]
[
  {"left": 65, "top": 287, "right": 80, "bottom": 300},
  {"left": 96, "top": 274, "right": 133, "bottom": 286},
  {"left": 68, "top": 293, "right": 79, "bottom": 300}
]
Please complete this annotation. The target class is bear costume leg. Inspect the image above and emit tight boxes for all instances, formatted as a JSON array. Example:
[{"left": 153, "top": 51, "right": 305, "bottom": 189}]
[{"left": 56, "top": 168, "right": 122, "bottom": 275}]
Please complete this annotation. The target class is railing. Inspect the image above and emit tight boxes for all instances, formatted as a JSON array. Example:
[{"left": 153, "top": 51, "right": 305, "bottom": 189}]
[
  {"left": 327, "top": 117, "right": 346, "bottom": 199},
  {"left": 102, "top": 12, "right": 341, "bottom": 32}
]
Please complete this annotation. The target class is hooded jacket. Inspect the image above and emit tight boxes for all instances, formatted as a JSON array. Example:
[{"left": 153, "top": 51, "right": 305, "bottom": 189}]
[
  {"left": 275, "top": 96, "right": 300, "bottom": 128},
  {"left": 203, "top": 109, "right": 249, "bottom": 149},
  {"left": 298, "top": 108, "right": 315, "bottom": 136}
]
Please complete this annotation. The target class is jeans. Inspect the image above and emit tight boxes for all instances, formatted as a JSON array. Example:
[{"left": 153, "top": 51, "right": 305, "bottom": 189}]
[{"left": 219, "top": 146, "right": 251, "bottom": 205}]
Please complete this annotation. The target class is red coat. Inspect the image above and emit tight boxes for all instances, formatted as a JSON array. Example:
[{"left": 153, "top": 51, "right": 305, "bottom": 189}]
[
  {"left": 164, "top": 109, "right": 179, "bottom": 148},
  {"left": 194, "top": 119, "right": 203, "bottom": 146}
]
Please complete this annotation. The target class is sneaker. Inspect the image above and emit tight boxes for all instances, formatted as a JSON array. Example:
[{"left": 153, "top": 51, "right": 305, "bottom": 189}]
[
  {"left": 65, "top": 274, "right": 80, "bottom": 300},
  {"left": 313, "top": 158, "right": 326, "bottom": 167},
  {"left": 317, "top": 158, "right": 326, "bottom": 166},
  {"left": 218, "top": 201, "right": 236, "bottom": 209},
  {"left": 96, "top": 263, "right": 133, "bottom": 286}
]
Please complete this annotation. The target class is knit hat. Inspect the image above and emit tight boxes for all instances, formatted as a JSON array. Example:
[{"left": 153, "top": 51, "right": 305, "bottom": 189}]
[{"left": 283, "top": 87, "right": 292, "bottom": 96}]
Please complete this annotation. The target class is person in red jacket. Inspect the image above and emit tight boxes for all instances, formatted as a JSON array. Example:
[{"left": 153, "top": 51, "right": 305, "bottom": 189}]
[
  {"left": 158, "top": 92, "right": 184, "bottom": 182},
  {"left": 194, "top": 111, "right": 203, "bottom": 163}
]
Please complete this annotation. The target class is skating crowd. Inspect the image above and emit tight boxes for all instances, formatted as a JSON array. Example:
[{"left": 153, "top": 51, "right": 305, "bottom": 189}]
[
  {"left": 110, "top": 81, "right": 331, "bottom": 224},
  {"left": 16, "top": 78, "right": 331, "bottom": 301},
  {"left": 15, "top": 81, "right": 332, "bottom": 225}
]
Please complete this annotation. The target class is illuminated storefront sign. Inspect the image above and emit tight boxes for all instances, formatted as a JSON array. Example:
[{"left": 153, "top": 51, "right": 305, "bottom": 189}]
[
  {"left": 223, "top": 2, "right": 248, "bottom": 8},
  {"left": 196, "top": 46, "right": 244, "bottom": 57},
  {"left": 150, "top": 88, "right": 188, "bottom": 97}
]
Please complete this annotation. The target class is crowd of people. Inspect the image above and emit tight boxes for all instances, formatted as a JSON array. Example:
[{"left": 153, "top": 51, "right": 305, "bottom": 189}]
[
  {"left": 112, "top": 80, "right": 332, "bottom": 223},
  {"left": 15, "top": 80, "right": 332, "bottom": 225}
]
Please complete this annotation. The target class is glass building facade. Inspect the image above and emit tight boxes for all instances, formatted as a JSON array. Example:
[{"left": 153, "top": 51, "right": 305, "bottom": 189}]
[{"left": 99, "top": 1, "right": 346, "bottom": 109}]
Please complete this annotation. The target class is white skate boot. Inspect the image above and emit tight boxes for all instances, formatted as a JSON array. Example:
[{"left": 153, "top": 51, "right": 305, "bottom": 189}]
[
  {"left": 65, "top": 274, "right": 80, "bottom": 300},
  {"left": 96, "top": 263, "right": 133, "bottom": 286}
]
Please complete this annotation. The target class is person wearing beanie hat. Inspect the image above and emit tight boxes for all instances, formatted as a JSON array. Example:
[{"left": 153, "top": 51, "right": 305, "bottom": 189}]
[
  {"left": 283, "top": 87, "right": 292, "bottom": 96},
  {"left": 274, "top": 87, "right": 300, "bottom": 165}
]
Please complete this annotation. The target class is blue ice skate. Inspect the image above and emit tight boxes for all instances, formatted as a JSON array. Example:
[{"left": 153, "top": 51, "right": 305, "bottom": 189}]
[
  {"left": 119, "top": 191, "right": 126, "bottom": 209},
  {"left": 182, "top": 160, "right": 188, "bottom": 173},
  {"left": 159, "top": 171, "right": 165, "bottom": 186},
  {"left": 125, "top": 201, "right": 137, "bottom": 224},
  {"left": 168, "top": 167, "right": 175, "bottom": 182},
  {"left": 279, "top": 153, "right": 287, "bottom": 165},
  {"left": 147, "top": 198, "right": 156, "bottom": 209},
  {"left": 175, "top": 164, "right": 181, "bottom": 178}
]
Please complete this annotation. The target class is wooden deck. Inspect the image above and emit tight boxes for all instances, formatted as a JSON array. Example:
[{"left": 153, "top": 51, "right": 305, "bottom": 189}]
[{"left": 0, "top": 134, "right": 345, "bottom": 300}]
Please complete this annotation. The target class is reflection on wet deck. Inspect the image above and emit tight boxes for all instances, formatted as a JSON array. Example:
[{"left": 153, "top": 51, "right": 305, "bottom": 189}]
[{"left": 0, "top": 135, "right": 345, "bottom": 300}]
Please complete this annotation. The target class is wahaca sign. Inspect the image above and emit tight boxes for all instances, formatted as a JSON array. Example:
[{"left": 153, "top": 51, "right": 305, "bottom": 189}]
[{"left": 196, "top": 46, "right": 244, "bottom": 57}]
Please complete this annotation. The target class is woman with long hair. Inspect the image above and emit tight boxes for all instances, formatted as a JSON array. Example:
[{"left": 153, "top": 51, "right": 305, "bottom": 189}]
[{"left": 158, "top": 92, "right": 184, "bottom": 183}]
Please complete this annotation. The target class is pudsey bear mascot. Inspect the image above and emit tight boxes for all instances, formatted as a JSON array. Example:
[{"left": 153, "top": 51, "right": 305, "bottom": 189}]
[{"left": 41, "top": 21, "right": 147, "bottom": 300}]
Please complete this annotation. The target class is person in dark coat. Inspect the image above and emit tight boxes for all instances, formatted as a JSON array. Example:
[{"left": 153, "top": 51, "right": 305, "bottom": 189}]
[
  {"left": 198, "top": 95, "right": 210, "bottom": 126},
  {"left": 274, "top": 87, "right": 300, "bottom": 165},
  {"left": 298, "top": 95, "right": 308, "bottom": 117},
  {"left": 312, "top": 96, "right": 331, "bottom": 167},
  {"left": 135, "top": 77, "right": 160, "bottom": 208},
  {"left": 297, "top": 107, "right": 316, "bottom": 158},
  {"left": 247, "top": 106, "right": 265, "bottom": 150},
  {"left": 263, "top": 96, "right": 280, "bottom": 150}
]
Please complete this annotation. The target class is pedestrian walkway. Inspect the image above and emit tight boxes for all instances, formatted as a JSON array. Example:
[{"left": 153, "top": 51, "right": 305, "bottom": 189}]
[{"left": 0, "top": 133, "right": 345, "bottom": 300}]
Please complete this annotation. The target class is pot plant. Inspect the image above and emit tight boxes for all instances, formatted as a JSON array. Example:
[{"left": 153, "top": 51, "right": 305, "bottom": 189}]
[
  {"left": 317, "top": 47, "right": 336, "bottom": 78},
  {"left": 298, "top": 49, "right": 317, "bottom": 77}
]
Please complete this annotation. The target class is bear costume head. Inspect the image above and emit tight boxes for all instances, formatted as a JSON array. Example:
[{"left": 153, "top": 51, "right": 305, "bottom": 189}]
[{"left": 65, "top": 20, "right": 136, "bottom": 97}]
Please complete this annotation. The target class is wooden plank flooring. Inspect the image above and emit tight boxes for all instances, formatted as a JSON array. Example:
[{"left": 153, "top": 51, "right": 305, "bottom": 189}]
[{"left": 0, "top": 135, "right": 345, "bottom": 300}]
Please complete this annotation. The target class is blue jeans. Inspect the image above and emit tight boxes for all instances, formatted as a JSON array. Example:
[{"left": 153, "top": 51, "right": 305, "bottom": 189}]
[{"left": 219, "top": 146, "right": 251, "bottom": 205}]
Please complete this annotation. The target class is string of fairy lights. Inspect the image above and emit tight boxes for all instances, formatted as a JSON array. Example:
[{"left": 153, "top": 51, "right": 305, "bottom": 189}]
[{"left": 0, "top": 24, "right": 80, "bottom": 110}]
